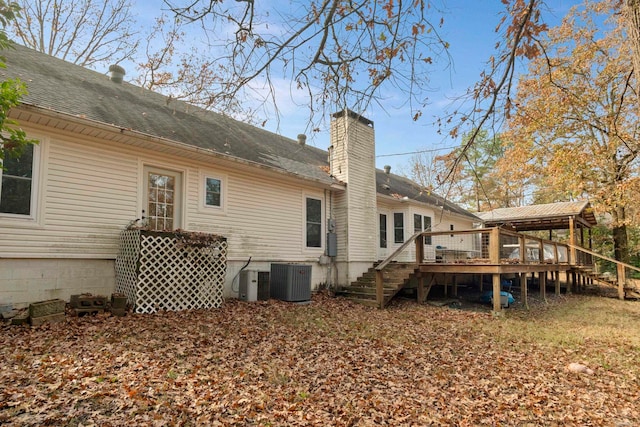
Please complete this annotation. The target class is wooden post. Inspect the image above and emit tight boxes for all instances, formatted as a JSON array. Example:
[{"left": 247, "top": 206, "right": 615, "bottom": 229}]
[
  {"left": 538, "top": 239, "right": 544, "bottom": 263},
  {"left": 422, "top": 275, "right": 436, "bottom": 303},
  {"left": 616, "top": 263, "right": 626, "bottom": 300},
  {"left": 490, "top": 227, "right": 501, "bottom": 264},
  {"left": 519, "top": 236, "right": 526, "bottom": 264},
  {"left": 375, "top": 270, "right": 384, "bottom": 309},
  {"left": 553, "top": 244, "right": 560, "bottom": 295},
  {"left": 569, "top": 216, "right": 576, "bottom": 265},
  {"left": 539, "top": 271, "right": 547, "bottom": 302},
  {"left": 452, "top": 275, "right": 458, "bottom": 297},
  {"left": 520, "top": 272, "right": 528, "bottom": 310},
  {"left": 492, "top": 273, "right": 502, "bottom": 314},
  {"left": 417, "top": 273, "right": 424, "bottom": 304},
  {"left": 415, "top": 234, "right": 424, "bottom": 264},
  {"left": 568, "top": 270, "right": 574, "bottom": 294},
  {"left": 443, "top": 273, "right": 448, "bottom": 297}
]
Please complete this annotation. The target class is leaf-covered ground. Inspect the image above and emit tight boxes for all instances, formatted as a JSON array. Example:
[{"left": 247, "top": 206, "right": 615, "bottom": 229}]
[{"left": 1, "top": 293, "right": 639, "bottom": 426}]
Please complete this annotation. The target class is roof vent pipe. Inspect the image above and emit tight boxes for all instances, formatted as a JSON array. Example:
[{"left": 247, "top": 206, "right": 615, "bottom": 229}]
[
  {"left": 384, "top": 165, "right": 391, "bottom": 174},
  {"left": 297, "top": 134, "right": 307, "bottom": 146},
  {"left": 108, "top": 64, "right": 126, "bottom": 83}
]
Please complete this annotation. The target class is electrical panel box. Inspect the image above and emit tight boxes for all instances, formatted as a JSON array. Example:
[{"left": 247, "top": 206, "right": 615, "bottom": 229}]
[
  {"left": 269, "top": 263, "right": 311, "bottom": 302},
  {"left": 239, "top": 270, "right": 270, "bottom": 302},
  {"left": 326, "top": 232, "right": 337, "bottom": 257}
]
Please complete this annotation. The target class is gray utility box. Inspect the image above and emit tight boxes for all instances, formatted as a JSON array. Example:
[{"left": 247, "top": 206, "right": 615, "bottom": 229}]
[
  {"left": 270, "top": 263, "right": 311, "bottom": 302},
  {"left": 239, "top": 270, "right": 270, "bottom": 302}
]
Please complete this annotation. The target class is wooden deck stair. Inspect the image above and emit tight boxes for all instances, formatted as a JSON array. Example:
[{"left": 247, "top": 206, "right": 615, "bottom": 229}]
[
  {"left": 573, "top": 265, "right": 640, "bottom": 299},
  {"left": 337, "top": 262, "right": 418, "bottom": 307}
]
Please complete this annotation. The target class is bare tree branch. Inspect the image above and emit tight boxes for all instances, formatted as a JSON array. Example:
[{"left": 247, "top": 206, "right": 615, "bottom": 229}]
[{"left": 10, "top": 0, "right": 140, "bottom": 68}]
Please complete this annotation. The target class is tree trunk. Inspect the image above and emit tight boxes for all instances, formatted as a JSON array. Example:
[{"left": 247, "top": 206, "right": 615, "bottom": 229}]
[
  {"left": 612, "top": 206, "right": 630, "bottom": 263},
  {"left": 624, "top": 0, "right": 640, "bottom": 108}
]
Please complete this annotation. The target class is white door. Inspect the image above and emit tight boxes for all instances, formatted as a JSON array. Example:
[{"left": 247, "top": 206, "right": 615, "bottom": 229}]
[{"left": 143, "top": 166, "right": 182, "bottom": 231}]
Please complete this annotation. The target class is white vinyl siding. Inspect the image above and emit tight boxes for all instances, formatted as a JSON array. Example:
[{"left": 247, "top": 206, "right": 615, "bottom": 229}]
[
  {"left": 0, "top": 129, "right": 334, "bottom": 262},
  {"left": 189, "top": 172, "right": 327, "bottom": 260}
]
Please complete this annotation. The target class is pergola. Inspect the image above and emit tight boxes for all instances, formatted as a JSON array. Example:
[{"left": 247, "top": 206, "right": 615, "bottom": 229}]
[{"left": 476, "top": 200, "right": 598, "bottom": 249}]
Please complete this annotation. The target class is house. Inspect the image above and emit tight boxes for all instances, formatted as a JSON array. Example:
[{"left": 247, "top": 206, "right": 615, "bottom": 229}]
[{"left": 0, "top": 44, "right": 479, "bottom": 308}]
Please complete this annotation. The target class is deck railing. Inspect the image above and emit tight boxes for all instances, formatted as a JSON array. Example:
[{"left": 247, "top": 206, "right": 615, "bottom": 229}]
[
  {"left": 416, "top": 227, "right": 571, "bottom": 265},
  {"left": 570, "top": 244, "right": 640, "bottom": 299},
  {"left": 374, "top": 227, "right": 575, "bottom": 308}
]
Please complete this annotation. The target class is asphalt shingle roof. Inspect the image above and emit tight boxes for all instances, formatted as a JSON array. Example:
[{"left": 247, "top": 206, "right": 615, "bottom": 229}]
[
  {"left": 376, "top": 171, "right": 479, "bottom": 219},
  {"left": 2, "top": 44, "right": 333, "bottom": 184},
  {"left": 2, "top": 43, "right": 478, "bottom": 220}
]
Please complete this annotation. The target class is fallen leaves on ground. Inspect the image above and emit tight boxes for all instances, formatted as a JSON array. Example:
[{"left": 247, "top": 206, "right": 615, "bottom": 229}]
[{"left": 1, "top": 293, "right": 638, "bottom": 426}]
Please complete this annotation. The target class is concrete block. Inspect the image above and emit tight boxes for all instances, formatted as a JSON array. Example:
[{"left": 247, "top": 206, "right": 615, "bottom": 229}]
[
  {"left": 111, "top": 293, "right": 127, "bottom": 309},
  {"left": 71, "top": 308, "right": 105, "bottom": 317},
  {"left": 29, "top": 299, "right": 65, "bottom": 318},
  {"left": 11, "top": 311, "right": 29, "bottom": 325},
  {"left": 109, "top": 307, "right": 127, "bottom": 317},
  {"left": 2, "top": 309, "right": 20, "bottom": 319},
  {"left": 30, "top": 312, "right": 65, "bottom": 326},
  {"left": 70, "top": 294, "right": 107, "bottom": 309}
]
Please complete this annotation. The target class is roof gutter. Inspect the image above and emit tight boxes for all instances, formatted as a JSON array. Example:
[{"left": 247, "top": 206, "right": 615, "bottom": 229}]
[{"left": 14, "top": 103, "right": 345, "bottom": 192}]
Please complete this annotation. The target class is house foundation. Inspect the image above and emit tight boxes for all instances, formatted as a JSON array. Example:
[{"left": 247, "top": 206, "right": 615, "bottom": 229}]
[{"left": 0, "top": 259, "right": 115, "bottom": 309}]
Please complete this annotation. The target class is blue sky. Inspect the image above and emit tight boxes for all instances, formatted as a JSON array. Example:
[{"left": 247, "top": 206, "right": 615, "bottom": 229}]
[
  {"left": 131, "top": 1, "right": 578, "bottom": 175},
  {"left": 304, "top": 0, "right": 574, "bottom": 174}
]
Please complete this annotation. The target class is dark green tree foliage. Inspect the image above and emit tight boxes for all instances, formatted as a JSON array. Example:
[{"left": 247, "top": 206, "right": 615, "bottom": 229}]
[{"left": 0, "top": 1, "right": 36, "bottom": 164}]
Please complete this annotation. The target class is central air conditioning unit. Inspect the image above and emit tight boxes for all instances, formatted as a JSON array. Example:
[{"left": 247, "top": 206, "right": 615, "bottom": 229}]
[
  {"left": 239, "top": 270, "right": 270, "bottom": 302},
  {"left": 269, "top": 263, "right": 311, "bottom": 302}
]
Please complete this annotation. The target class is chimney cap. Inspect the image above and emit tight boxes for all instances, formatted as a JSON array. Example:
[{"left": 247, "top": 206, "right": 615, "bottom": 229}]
[
  {"left": 297, "top": 134, "right": 307, "bottom": 146},
  {"left": 108, "top": 64, "right": 126, "bottom": 83},
  {"left": 383, "top": 165, "right": 391, "bottom": 174},
  {"left": 331, "top": 109, "right": 374, "bottom": 128}
]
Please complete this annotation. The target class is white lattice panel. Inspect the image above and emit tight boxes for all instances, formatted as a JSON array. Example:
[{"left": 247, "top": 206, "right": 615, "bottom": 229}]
[
  {"left": 115, "top": 230, "right": 227, "bottom": 313},
  {"left": 115, "top": 230, "right": 141, "bottom": 306}
]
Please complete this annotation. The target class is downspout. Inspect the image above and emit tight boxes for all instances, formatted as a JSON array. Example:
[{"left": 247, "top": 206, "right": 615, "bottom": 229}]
[
  {"left": 324, "top": 189, "right": 331, "bottom": 291},
  {"left": 327, "top": 187, "right": 338, "bottom": 295}
]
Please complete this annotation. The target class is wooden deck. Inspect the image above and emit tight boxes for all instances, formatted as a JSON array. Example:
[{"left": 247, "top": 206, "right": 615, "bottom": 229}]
[{"left": 367, "top": 227, "right": 637, "bottom": 310}]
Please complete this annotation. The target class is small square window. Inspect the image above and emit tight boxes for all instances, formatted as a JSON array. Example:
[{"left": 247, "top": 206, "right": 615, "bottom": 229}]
[{"left": 205, "top": 177, "right": 222, "bottom": 207}]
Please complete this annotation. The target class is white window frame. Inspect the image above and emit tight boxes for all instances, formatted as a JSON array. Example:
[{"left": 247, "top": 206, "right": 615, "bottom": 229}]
[
  {"left": 201, "top": 172, "right": 226, "bottom": 213},
  {"left": 379, "top": 213, "right": 388, "bottom": 248},
  {"left": 393, "top": 212, "right": 404, "bottom": 244},
  {"left": 304, "top": 194, "right": 323, "bottom": 250},
  {"left": 413, "top": 213, "right": 433, "bottom": 245},
  {"left": 0, "top": 139, "right": 42, "bottom": 223},
  {"left": 141, "top": 164, "right": 184, "bottom": 231}
]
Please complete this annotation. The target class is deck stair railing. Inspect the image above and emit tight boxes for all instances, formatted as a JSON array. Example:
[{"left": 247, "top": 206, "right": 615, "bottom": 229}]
[
  {"left": 373, "top": 230, "right": 425, "bottom": 307},
  {"left": 569, "top": 244, "right": 640, "bottom": 300}
]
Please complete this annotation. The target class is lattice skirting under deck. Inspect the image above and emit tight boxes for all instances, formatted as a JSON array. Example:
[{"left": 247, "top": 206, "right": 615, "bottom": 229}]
[{"left": 115, "top": 230, "right": 227, "bottom": 313}]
